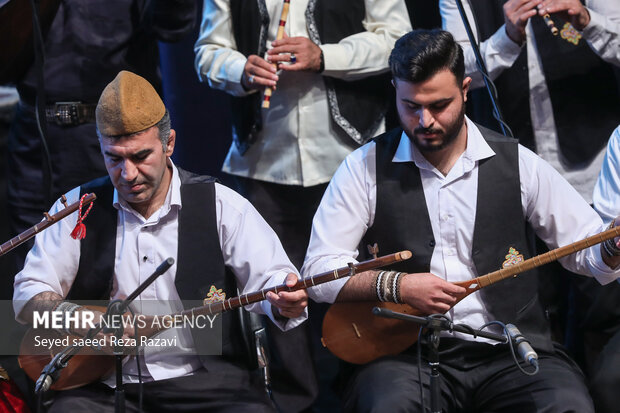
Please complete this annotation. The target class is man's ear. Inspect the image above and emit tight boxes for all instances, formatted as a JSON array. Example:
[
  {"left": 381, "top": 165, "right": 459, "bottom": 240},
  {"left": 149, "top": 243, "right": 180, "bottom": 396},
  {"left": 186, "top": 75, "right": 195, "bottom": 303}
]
[
  {"left": 462, "top": 76, "right": 472, "bottom": 102},
  {"left": 165, "top": 129, "right": 176, "bottom": 157}
]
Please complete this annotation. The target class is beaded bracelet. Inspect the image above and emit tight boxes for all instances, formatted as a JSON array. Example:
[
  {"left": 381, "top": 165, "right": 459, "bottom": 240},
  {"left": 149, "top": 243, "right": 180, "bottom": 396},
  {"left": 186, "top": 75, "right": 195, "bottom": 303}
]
[
  {"left": 375, "top": 271, "right": 405, "bottom": 303},
  {"left": 375, "top": 271, "right": 386, "bottom": 302},
  {"left": 54, "top": 301, "right": 82, "bottom": 335},
  {"left": 394, "top": 272, "right": 404, "bottom": 304}
]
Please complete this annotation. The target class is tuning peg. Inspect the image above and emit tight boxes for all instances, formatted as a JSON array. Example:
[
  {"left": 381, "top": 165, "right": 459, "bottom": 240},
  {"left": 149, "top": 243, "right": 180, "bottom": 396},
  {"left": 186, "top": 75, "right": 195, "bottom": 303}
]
[{"left": 367, "top": 243, "right": 379, "bottom": 259}]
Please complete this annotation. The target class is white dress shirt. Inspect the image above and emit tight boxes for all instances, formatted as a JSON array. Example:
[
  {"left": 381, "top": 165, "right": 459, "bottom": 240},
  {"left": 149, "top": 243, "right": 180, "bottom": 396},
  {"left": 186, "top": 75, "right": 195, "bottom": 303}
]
[
  {"left": 440, "top": 0, "right": 620, "bottom": 202},
  {"left": 14, "top": 162, "right": 304, "bottom": 383},
  {"left": 593, "top": 125, "right": 620, "bottom": 225},
  {"left": 194, "top": 0, "right": 411, "bottom": 187},
  {"left": 302, "top": 118, "right": 619, "bottom": 342}
]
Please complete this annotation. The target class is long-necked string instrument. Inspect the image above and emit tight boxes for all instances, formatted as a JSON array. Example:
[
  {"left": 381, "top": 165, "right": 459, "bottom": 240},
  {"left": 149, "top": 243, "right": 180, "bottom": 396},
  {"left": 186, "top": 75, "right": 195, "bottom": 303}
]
[
  {"left": 0, "top": 193, "right": 96, "bottom": 256},
  {"left": 261, "top": 0, "right": 290, "bottom": 109},
  {"left": 322, "top": 225, "right": 620, "bottom": 364},
  {"left": 18, "top": 250, "right": 412, "bottom": 390}
]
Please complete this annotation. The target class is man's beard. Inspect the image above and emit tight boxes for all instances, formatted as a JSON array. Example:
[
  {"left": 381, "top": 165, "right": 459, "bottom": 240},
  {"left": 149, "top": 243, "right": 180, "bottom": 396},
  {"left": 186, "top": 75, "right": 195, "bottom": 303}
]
[{"left": 403, "top": 104, "right": 466, "bottom": 153}]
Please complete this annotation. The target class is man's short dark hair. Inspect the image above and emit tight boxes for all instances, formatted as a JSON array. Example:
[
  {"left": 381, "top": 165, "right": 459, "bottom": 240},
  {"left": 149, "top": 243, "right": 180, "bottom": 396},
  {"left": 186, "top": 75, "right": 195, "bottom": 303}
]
[{"left": 389, "top": 29, "right": 465, "bottom": 85}]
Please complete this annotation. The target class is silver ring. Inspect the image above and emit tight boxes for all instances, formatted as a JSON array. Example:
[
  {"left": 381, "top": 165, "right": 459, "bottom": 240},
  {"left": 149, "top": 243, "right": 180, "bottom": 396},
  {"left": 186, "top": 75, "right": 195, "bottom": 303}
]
[
  {"left": 290, "top": 54, "right": 297, "bottom": 64},
  {"left": 248, "top": 75, "right": 255, "bottom": 84}
]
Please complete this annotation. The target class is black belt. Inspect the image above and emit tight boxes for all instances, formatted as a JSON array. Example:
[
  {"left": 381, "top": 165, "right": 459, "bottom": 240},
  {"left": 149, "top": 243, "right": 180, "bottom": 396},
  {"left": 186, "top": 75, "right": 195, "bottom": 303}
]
[{"left": 45, "top": 101, "right": 97, "bottom": 126}]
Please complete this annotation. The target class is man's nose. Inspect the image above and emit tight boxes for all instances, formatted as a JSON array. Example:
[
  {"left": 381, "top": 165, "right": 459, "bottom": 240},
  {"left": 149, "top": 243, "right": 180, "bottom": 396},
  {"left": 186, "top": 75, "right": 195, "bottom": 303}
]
[
  {"left": 418, "top": 108, "right": 434, "bottom": 128},
  {"left": 121, "top": 160, "right": 138, "bottom": 182}
]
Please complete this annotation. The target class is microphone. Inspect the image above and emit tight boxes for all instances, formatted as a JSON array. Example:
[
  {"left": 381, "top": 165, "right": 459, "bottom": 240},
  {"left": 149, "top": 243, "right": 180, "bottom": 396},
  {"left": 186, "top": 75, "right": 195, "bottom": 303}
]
[
  {"left": 102, "top": 257, "right": 175, "bottom": 335},
  {"left": 35, "top": 351, "right": 68, "bottom": 393},
  {"left": 505, "top": 323, "right": 538, "bottom": 368}
]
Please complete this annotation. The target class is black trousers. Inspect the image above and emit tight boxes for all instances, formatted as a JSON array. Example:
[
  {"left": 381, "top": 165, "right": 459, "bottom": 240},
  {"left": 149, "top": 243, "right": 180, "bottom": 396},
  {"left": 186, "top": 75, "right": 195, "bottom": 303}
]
[
  {"left": 48, "top": 367, "right": 274, "bottom": 413},
  {"left": 232, "top": 176, "right": 324, "bottom": 412},
  {"left": 343, "top": 338, "right": 594, "bottom": 413},
  {"left": 589, "top": 328, "right": 620, "bottom": 413}
]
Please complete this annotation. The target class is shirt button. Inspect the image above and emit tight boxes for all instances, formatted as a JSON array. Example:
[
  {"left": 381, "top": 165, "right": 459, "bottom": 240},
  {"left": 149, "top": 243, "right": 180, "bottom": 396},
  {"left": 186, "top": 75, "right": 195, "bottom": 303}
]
[
  {"left": 442, "top": 215, "right": 450, "bottom": 222},
  {"left": 143, "top": 256, "right": 148, "bottom": 262}
]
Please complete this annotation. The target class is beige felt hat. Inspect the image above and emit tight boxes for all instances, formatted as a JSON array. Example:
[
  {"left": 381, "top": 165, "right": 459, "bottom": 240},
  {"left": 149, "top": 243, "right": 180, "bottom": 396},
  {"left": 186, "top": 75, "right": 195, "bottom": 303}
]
[{"left": 96, "top": 70, "right": 165, "bottom": 136}]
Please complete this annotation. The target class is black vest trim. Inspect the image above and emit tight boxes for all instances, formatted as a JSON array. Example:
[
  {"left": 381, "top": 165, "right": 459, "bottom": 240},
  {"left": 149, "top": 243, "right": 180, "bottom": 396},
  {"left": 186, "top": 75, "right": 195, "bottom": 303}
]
[
  {"left": 305, "top": 0, "right": 390, "bottom": 145},
  {"left": 365, "top": 126, "right": 552, "bottom": 350},
  {"left": 229, "top": 0, "right": 269, "bottom": 155}
]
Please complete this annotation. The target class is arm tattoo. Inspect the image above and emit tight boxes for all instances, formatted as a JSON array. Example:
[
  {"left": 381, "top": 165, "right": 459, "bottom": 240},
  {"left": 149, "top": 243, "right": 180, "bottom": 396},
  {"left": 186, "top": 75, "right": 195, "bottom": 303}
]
[{"left": 20, "top": 291, "right": 64, "bottom": 324}]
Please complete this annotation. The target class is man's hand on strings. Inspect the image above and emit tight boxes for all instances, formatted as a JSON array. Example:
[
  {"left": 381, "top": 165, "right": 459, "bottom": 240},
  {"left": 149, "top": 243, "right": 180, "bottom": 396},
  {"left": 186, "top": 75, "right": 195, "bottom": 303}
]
[
  {"left": 266, "top": 273, "right": 308, "bottom": 319},
  {"left": 399, "top": 273, "right": 467, "bottom": 314}
]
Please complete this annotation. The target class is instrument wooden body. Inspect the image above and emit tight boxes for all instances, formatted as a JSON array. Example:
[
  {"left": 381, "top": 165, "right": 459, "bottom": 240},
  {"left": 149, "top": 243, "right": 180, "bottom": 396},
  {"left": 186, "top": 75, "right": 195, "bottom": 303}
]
[
  {"left": 19, "top": 251, "right": 412, "bottom": 390},
  {"left": 322, "top": 226, "right": 620, "bottom": 364}
]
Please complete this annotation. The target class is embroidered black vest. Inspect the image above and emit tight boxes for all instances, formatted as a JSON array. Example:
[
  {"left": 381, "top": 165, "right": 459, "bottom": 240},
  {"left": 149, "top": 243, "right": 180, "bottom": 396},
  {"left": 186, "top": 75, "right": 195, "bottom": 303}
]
[
  {"left": 363, "top": 127, "right": 553, "bottom": 351},
  {"left": 467, "top": 0, "right": 620, "bottom": 166},
  {"left": 68, "top": 168, "right": 249, "bottom": 367},
  {"left": 228, "top": 0, "right": 390, "bottom": 154}
]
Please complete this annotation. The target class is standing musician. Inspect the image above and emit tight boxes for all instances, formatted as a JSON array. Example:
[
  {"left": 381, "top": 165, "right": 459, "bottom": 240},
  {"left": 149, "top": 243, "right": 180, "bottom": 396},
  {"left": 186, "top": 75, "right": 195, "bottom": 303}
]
[
  {"left": 12, "top": 70, "right": 308, "bottom": 412},
  {"left": 440, "top": 0, "right": 620, "bottom": 202},
  {"left": 301, "top": 29, "right": 620, "bottom": 412}
]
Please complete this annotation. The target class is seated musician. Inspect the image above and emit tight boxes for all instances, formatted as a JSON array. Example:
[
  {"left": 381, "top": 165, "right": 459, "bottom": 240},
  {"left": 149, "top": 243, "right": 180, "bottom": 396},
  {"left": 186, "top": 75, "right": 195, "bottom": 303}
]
[
  {"left": 301, "top": 29, "right": 620, "bottom": 412},
  {"left": 13, "top": 70, "right": 308, "bottom": 412}
]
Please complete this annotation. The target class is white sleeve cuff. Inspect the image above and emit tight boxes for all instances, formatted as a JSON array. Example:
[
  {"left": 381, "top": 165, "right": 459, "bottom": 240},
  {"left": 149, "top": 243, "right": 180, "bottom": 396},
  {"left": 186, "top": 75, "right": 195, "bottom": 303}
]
[
  {"left": 582, "top": 9, "right": 605, "bottom": 41},
  {"left": 226, "top": 58, "right": 254, "bottom": 97},
  {"left": 491, "top": 26, "right": 523, "bottom": 58},
  {"left": 319, "top": 44, "right": 343, "bottom": 74}
]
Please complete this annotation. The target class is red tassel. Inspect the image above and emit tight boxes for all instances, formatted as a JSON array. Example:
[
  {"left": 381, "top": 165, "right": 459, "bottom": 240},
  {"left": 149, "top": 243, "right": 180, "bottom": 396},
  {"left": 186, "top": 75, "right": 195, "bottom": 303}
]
[
  {"left": 70, "top": 194, "right": 94, "bottom": 240},
  {"left": 70, "top": 222, "right": 86, "bottom": 240}
]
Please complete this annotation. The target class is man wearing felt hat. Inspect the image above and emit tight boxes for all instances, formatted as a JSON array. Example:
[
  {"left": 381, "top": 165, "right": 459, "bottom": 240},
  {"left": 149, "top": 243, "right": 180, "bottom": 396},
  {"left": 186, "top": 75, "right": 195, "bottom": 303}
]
[{"left": 12, "top": 70, "right": 308, "bottom": 412}]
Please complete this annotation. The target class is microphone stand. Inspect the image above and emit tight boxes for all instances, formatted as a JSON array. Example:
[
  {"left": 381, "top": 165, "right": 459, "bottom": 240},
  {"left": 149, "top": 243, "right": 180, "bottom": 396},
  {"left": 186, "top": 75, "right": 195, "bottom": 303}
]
[
  {"left": 101, "top": 257, "right": 174, "bottom": 413},
  {"left": 454, "top": 0, "right": 512, "bottom": 137},
  {"left": 35, "top": 257, "right": 175, "bottom": 413},
  {"left": 372, "top": 307, "right": 507, "bottom": 413}
]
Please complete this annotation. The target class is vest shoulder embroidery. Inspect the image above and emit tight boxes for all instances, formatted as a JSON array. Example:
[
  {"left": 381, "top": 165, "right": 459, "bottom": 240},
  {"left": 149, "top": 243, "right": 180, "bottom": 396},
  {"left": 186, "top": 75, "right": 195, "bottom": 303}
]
[
  {"left": 560, "top": 22, "right": 582, "bottom": 45},
  {"left": 502, "top": 247, "right": 524, "bottom": 269},
  {"left": 203, "top": 285, "right": 226, "bottom": 305}
]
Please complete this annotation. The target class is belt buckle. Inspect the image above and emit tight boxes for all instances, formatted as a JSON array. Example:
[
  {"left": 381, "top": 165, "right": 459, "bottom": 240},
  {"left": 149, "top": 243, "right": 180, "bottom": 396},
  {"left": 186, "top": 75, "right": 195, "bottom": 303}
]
[{"left": 52, "top": 101, "right": 81, "bottom": 126}]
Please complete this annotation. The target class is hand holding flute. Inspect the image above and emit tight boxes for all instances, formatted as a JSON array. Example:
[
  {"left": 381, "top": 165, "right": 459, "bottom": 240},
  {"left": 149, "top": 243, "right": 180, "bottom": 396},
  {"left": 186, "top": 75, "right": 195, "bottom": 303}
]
[{"left": 537, "top": 0, "right": 591, "bottom": 31}]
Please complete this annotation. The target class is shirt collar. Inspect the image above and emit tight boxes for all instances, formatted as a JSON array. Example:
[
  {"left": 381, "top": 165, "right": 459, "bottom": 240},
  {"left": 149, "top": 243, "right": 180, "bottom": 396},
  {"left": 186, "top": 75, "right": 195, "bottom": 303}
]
[
  {"left": 113, "top": 159, "right": 182, "bottom": 221},
  {"left": 393, "top": 116, "right": 496, "bottom": 172}
]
